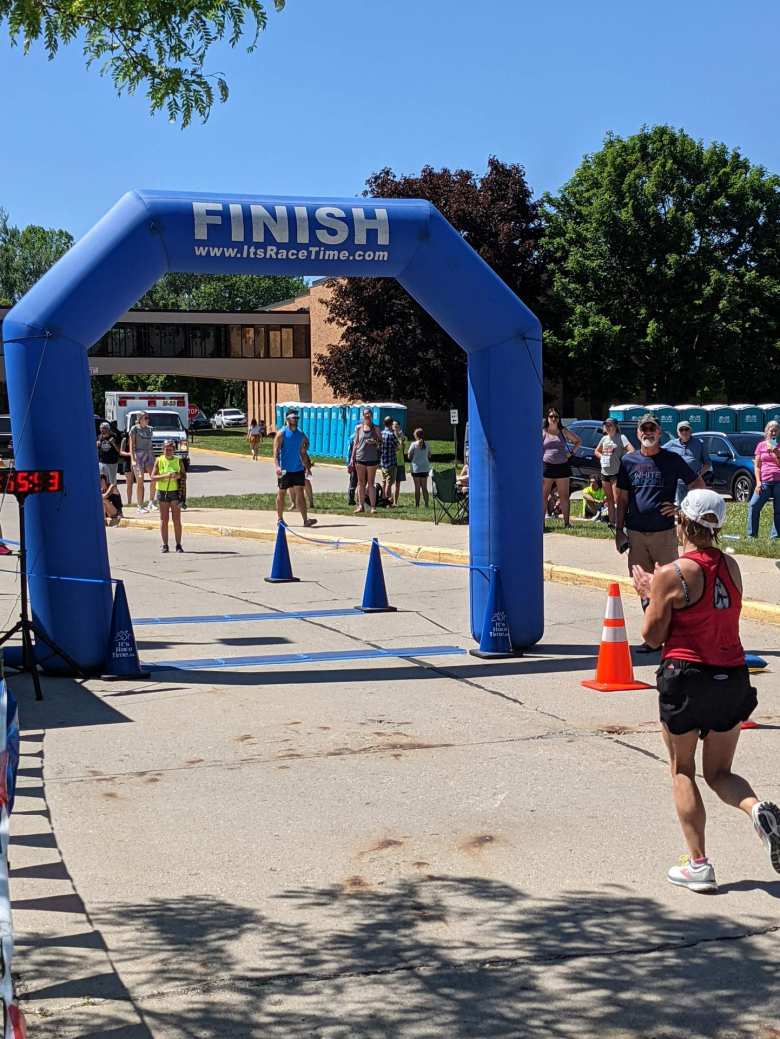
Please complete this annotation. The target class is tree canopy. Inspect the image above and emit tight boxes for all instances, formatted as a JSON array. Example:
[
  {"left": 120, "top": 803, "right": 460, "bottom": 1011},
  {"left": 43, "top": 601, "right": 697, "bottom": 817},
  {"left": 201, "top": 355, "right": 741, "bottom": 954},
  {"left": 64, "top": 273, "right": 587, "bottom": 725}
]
[
  {"left": 1, "top": 0, "right": 285, "bottom": 126},
  {"left": 136, "top": 272, "right": 305, "bottom": 312},
  {"left": 542, "top": 125, "right": 780, "bottom": 415},
  {"left": 314, "top": 159, "right": 547, "bottom": 414},
  {"left": 0, "top": 209, "right": 73, "bottom": 305}
]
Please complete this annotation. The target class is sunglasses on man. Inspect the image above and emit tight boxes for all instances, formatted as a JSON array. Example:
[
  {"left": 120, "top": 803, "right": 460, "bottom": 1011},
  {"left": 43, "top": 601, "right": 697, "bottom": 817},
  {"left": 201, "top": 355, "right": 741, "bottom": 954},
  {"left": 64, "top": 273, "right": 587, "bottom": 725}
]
[{"left": 639, "top": 424, "right": 659, "bottom": 433}]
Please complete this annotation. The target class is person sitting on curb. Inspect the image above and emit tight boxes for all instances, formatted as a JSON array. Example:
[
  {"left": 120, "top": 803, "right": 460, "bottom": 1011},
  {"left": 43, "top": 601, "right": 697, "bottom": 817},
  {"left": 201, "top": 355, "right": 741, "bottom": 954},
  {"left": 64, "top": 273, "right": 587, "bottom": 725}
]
[
  {"left": 582, "top": 475, "right": 607, "bottom": 520},
  {"left": 615, "top": 413, "right": 704, "bottom": 653},
  {"left": 101, "top": 473, "right": 123, "bottom": 526}
]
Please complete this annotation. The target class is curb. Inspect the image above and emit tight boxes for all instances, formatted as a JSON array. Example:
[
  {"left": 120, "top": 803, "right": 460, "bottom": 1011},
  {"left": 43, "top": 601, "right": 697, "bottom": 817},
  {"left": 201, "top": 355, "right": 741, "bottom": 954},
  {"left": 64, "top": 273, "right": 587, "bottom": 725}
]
[{"left": 118, "top": 517, "right": 780, "bottom": 626}]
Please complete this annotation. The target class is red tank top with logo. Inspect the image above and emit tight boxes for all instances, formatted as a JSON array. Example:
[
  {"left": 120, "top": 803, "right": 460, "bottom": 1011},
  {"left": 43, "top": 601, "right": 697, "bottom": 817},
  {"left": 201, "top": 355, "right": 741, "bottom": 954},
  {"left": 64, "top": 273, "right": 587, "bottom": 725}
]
[{"left": 662, "top": 547, "right": 744, "bottom": 667}]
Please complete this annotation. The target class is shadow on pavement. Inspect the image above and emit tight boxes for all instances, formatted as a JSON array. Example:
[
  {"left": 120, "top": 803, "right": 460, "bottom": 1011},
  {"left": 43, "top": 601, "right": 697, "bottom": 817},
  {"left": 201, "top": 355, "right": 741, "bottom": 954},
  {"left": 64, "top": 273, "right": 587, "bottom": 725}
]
[
  {"left": 71, "top": 877, "right": 780, "bottom": 1038},
  {"left": 10, "top": 676, "right": 131, "bottom": 730}
]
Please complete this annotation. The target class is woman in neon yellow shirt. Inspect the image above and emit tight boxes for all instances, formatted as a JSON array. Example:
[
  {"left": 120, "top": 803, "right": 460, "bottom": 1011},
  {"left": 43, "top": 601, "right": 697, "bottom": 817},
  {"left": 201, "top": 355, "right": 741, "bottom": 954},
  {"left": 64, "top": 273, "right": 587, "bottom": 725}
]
[{"left": 151, "top": 441, "right": 184, "bottom": 553}]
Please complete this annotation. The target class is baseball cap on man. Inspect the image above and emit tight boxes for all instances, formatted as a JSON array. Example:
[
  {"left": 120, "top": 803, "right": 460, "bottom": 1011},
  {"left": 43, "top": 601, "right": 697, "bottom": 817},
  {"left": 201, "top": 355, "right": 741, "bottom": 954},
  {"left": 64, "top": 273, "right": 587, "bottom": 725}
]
[
  {"left": 679, "top": 489, "right": 726, "bottom": 530},
  {"left": 677, "top": 420, "right": 692, "bottom": 432},
  {"left": 637, "top": 413, "right": 660, "bottom": 430},
  {"left": 286, "top": 408, "right": 299, "bottom": 418}
]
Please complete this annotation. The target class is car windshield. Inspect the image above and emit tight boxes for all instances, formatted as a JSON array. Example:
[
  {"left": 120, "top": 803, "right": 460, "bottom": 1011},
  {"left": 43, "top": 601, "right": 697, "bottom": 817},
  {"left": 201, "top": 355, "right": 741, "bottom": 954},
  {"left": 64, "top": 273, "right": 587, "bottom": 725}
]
[
  {"left": 223, "top": 410, "right": 243, "bottom": 416},
  {"left": 131, "top": 412, "right": 183, "bottom": 431},
  {"left": 728, "top": 433, "right": 762, "bottom": 457}
]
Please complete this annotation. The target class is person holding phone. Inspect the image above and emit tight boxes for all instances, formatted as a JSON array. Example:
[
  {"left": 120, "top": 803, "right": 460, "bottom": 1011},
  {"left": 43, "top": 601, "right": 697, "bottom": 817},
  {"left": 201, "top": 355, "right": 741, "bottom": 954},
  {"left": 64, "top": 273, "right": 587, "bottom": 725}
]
[{"left": 746, "top": 420, "right": 780, "bottom": 539}]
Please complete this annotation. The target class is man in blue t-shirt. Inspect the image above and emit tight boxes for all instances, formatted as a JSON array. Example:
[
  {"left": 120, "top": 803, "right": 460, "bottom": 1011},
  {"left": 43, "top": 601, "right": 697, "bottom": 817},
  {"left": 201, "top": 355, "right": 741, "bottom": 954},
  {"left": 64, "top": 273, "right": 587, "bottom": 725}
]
[
  {"left": 616, "top": 414, "right": 704, "bottom": 650},
  {"left": 665, "top": 420, "right": 712, "bottom": 505},
  {"left": 272, "top": 409, "right": 317, "bottom": 527}
]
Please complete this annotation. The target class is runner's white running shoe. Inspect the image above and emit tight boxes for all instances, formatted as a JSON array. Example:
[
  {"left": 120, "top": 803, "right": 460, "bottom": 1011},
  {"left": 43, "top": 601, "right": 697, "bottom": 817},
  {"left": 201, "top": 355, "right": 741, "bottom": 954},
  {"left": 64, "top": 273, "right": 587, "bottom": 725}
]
[
  {"left": 752, "top": 801, "right": 780, "bottom": 874},
  {"left": 667, "top": 856, "right": 717, "bottom": 892}
]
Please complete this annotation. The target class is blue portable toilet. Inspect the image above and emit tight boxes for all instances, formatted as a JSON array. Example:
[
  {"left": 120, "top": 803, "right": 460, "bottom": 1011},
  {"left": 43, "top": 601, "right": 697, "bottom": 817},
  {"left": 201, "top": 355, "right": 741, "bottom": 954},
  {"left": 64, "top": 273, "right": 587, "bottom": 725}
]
[
  {"left": 759, "top": 403, "right": 780, "bottom": 426},
  {"left": 646, "top": 404, "right": 677, "bottom": 436},
  {"left": 731, "top": 404, "right": 763, "bottom": 433},
  {"left": 608, "top": 403, "right": 645, "bottom": 425},
  {"left": 328, "top": 405, "right": 342, "bottom": 457},
  {"left": 704, "top": 404, "right": 736, "bottom": 433},
  {"left": 674, "top": 404, "right": 707, "bottom": 434},
  {"left": 321, "top": 406, "right": 331, "bottom": 458},
  {"left": 276, "top": 400, "right": 300, "bottom": 431}
]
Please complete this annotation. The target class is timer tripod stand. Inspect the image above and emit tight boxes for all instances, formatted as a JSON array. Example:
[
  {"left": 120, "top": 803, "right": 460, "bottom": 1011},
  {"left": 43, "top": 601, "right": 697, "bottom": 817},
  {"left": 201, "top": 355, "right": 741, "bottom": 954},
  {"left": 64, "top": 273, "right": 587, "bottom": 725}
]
[{"left": 0, "top": 479, "right": 86, "bottom": 701}]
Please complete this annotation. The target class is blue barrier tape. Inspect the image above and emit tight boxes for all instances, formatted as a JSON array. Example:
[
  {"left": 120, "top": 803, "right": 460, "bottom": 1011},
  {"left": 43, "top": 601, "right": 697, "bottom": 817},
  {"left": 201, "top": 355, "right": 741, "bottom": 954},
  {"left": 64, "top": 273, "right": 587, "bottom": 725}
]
[
  {"left": 135, "top": 607, "right": 363, "bottom": 626},
  {"left": 281, "top": 523, "right": 488, "bottom": 575},
  {"left": 146, "top": 644, "right": 466, "bottom": 671},
  {"left": 26, "top": 573, "right": 118, "bottom": 585},
  {"left": 0, "top": 538, "right": 20, "bottom": 548}
]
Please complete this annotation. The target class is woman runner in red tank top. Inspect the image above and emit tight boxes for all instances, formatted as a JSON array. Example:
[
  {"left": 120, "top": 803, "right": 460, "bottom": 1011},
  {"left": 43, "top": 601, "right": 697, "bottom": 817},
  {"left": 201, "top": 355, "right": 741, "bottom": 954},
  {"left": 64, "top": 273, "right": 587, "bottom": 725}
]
[{"left": 631, "top": 489, "right": 780, "bottom": 892}]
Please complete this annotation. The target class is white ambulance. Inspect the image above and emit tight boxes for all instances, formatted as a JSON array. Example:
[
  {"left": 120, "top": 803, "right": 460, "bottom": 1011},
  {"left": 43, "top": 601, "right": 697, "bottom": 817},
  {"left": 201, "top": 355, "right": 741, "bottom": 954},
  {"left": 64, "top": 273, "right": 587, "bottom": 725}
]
[{"left": 104, "top": 391, "right": 190, "bottom": 469}]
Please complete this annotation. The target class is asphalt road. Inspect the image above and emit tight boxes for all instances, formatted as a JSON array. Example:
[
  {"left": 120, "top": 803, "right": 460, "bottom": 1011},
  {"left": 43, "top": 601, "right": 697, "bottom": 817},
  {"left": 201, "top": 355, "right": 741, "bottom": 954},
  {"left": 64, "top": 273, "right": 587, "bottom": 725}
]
[{"left": 7, "top": 525, "right": 780, "bottom": 1038}]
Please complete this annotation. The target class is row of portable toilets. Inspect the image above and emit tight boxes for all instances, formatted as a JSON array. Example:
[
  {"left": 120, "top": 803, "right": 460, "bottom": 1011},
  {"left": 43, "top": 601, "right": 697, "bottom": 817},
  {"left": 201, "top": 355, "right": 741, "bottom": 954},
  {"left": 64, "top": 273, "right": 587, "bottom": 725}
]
[
  {"left": 274, "top": 402, "right": 408, "bottom": 460},
  {"left": 608, "top": 403, "right": 780, "bottom": 436}
]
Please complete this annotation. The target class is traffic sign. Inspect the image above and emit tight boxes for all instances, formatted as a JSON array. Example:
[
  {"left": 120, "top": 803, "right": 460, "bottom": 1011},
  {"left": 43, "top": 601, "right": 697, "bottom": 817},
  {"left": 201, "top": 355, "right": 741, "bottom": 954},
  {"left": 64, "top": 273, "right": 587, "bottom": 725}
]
[
  {"left": 188, "top": 404, "right": 199, "bottom": 420},
  {"left": 450, "top": 409, "right": 459, "bottom": 425}
]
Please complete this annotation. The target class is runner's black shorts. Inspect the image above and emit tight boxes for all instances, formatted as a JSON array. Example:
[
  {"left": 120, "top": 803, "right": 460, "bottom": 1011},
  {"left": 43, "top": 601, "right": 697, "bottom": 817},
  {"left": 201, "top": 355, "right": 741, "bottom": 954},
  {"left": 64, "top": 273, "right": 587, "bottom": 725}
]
[
  {"left": 657, "top": 658, "right": 757, "bottom": 737},
  {"left": 278, "top": 470, "right": 306, "bottom": 490},
  {"left": 543, "top": 461, "right": 572, "bottom": 479},
  {"left": 157, "top": 490, "right": 180, "bottom": 503}
]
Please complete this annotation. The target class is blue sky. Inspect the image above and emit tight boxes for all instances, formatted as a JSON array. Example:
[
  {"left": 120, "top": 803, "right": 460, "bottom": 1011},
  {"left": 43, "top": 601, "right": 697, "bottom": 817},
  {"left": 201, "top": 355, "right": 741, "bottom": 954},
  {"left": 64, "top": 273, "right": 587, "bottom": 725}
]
[{"left": 1, "top": 0, "right": 778, "bottom": 238}]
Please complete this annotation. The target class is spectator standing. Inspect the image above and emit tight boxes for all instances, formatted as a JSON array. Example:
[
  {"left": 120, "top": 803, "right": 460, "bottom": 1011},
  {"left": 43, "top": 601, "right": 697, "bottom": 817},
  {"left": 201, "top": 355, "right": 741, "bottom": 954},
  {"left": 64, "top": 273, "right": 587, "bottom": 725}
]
[
  {"left": 380, "top": 417, "right": 398, "bottom": 506},
  {"left": 130, "top": 412, "right": 155, "bottom": 513},
  {"left": 747, "top": 420, "right": 780, "bottom": 540},
  {"left": 118, "top": 430, "right": 135, "bottom": 507},
  {"left": 407, "top": 428, "right": 432, "bottom": 507},
  {"left": 666, "top": 421, "right": 712, "bottom": 505},
  {"left": 273, "top": 408, "right": 317, "bottom": 527},
  {"left": 151, "top": 440, "right": 184, "bottom": 552},
  {"left": 594, "top": 418, "right": 632, "bottom": 525},
  {"left": 542, "top": 409, "right": 581, "bottom": 526},
  {"left": 350, "top": 408, "right": 381, "bottom": 514},
  {"left": 247, "top": 417, "right": 263, "bottom": 461},
  {"left": 615, "top": 413, "right": 704, "bottom": 651},
  {"left": 97, "top": 422, "right": 121, "bottom": 485},
  {"left": 632, "top": 489, "right": 780, "bottom": 891},
  {"left": 392, "top": 421, "right": 406, "bottom": 506}
]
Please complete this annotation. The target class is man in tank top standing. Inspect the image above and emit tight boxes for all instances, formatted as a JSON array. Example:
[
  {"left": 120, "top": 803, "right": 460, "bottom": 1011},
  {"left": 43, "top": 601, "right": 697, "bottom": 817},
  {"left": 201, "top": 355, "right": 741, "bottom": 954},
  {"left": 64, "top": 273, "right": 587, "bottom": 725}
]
[{"left": 273, "top": 409, "right": 317, "bottom": 527}]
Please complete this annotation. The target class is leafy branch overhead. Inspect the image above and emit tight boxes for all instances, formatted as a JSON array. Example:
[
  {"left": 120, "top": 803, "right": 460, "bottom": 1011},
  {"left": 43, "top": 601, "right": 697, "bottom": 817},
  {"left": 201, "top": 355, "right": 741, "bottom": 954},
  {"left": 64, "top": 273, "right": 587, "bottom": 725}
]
[{"left": 0, "top": 0, "right": 285, "bottom": 126}]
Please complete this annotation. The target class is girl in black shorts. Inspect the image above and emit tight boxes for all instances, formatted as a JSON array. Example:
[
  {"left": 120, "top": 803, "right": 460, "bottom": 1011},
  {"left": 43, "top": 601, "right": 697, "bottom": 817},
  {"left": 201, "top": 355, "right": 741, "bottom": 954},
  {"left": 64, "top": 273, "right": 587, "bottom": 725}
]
[{"left": 632, "top": 489, "right": 780, "bottom": 892}]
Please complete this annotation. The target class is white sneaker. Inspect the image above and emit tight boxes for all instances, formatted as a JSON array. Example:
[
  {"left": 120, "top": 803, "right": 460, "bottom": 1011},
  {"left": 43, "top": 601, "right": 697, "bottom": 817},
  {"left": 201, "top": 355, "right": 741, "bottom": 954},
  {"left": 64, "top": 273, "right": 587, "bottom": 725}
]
[
  {"left": 752, "top": 801, "right": 780, "bottom": 874},
  {"left": 149, "top": 500, "right": 159, "bottom": 510},
  {"left": 138, "top": 505, "right": 149, "bottom": 514},
  {"left": 667, "top": 855, "right": 717, "bottom": 892}
]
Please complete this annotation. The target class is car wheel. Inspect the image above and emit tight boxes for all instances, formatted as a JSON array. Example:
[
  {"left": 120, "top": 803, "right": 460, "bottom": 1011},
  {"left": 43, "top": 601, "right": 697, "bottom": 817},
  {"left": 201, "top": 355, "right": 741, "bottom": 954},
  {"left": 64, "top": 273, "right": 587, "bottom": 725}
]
[{"left": 732, "top": 471, "right": 754, "bottom": 503}]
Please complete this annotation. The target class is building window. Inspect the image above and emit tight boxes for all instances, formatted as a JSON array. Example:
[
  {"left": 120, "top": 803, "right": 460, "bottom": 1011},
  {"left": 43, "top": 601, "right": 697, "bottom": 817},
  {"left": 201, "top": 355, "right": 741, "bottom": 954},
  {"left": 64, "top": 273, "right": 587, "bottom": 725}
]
[
  {"left": 254, "top": 327, "right": 266, "bottom": 358},
  {"left": 293, "top": 326, "right": 310, "bottom": 359},
  {"left": 242, "top": 326, "right": 255, "bottom": 358},
  {"left": 281, "top": 327, "right": 294, "bottom": 358},
  {"left": 229, "top": 326, "right": 242, "bottom": 358},
  {"left": 268, "top": 329, "right": 281, "bottom": 358}
]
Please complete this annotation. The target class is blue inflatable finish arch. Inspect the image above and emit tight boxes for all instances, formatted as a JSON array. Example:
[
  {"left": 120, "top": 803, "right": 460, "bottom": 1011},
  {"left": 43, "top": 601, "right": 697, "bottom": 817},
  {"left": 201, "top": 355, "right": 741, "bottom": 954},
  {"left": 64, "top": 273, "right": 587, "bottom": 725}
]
[{"left": 2, "top": 191, "right": 543, "bottom": 671}]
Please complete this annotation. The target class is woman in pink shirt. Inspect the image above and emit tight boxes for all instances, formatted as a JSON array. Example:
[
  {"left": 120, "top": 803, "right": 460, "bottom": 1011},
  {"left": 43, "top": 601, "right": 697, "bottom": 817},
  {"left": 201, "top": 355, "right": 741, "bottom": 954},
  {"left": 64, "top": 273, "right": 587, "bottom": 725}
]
[{"left": 747, "top": 420, "right": 780, "bottom": 539}]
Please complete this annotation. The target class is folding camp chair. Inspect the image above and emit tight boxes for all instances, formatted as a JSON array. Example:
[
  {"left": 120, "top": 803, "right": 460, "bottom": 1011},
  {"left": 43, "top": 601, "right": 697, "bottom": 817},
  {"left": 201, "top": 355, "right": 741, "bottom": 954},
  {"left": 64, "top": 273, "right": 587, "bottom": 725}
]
[{"left": 431, "top": 468, "right": 469, "bottom": 525}]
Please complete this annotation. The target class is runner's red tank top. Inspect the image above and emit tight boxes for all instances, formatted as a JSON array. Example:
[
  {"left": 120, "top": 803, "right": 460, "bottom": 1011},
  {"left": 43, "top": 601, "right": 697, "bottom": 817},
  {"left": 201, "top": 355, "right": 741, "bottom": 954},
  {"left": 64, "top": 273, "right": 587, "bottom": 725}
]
[{"left": 662, "top": 548, "right": 744, "bottom": 666}]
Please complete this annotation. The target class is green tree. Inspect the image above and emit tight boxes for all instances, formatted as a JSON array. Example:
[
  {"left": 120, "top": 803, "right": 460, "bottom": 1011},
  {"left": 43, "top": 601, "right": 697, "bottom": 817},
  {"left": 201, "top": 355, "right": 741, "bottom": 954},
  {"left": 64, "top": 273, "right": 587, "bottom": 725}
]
[
  {"left": 315, "top": 159, "right": 547, "bottom": 415},
  {"left": 1, "top": 0, "right": 285, "bottom": 126},
  {"left": 542, "top": 126, "right": 780, "bottom": 415},
  {"left": 136, "top": 273, "right": 305, "bottom": 311},
  {"left": 0, "top": 209, "right": 73, "bottom": 303}
]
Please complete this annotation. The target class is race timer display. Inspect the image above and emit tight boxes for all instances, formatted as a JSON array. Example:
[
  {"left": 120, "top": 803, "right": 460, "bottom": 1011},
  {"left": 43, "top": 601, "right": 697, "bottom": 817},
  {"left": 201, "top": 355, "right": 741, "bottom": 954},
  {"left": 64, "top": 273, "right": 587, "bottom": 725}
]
[{"left": 0, "top": 470, "right": 64, "bottom": 495}]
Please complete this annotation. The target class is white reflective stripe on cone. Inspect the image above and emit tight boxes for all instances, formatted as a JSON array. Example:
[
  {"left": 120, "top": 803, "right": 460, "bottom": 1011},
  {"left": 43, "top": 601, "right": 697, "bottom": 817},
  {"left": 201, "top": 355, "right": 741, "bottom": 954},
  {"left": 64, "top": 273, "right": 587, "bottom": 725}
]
[
  {"left": 601, "top": 625, "right": 628, "bottom": 643},
  {"left": 604, "top": 595, "right": 625, "bottom": 621}
]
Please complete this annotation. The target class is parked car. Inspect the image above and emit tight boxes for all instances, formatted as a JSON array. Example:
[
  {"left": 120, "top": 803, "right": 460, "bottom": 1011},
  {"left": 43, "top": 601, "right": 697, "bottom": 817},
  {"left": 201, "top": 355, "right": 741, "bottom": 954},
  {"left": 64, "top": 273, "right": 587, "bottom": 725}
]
[
  {"left": 212, "top": 408, "right": 247, "bottom": 429},
  {"left": 566, "top": 420, "right": 672, "bottom": 487},
  {"left": 695, "top": 431, "right": 761, "bottom": 503},
  {"left": 0, "top": 415, "right": 13, "bottom": 461}
]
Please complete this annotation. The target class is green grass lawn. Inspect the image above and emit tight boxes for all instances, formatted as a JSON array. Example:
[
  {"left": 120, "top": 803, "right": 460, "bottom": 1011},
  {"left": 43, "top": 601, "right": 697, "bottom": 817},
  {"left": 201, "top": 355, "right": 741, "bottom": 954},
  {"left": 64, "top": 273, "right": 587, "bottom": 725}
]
[
  {"left": 187, "top": 490, "right": 444, "bottom": 523},
  {"left": 549, "top": 500, "right": 780, "bottom": 559},
  {"left": 189, "top": 429, "right": 460, "bottom": 466}
]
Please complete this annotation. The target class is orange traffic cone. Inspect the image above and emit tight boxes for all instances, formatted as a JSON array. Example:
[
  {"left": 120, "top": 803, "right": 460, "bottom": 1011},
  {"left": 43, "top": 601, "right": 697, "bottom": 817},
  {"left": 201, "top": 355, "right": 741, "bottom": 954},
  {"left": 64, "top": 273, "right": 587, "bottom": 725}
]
[{"left": 582, "top": 583, "right": 652, "bottom": 692}]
